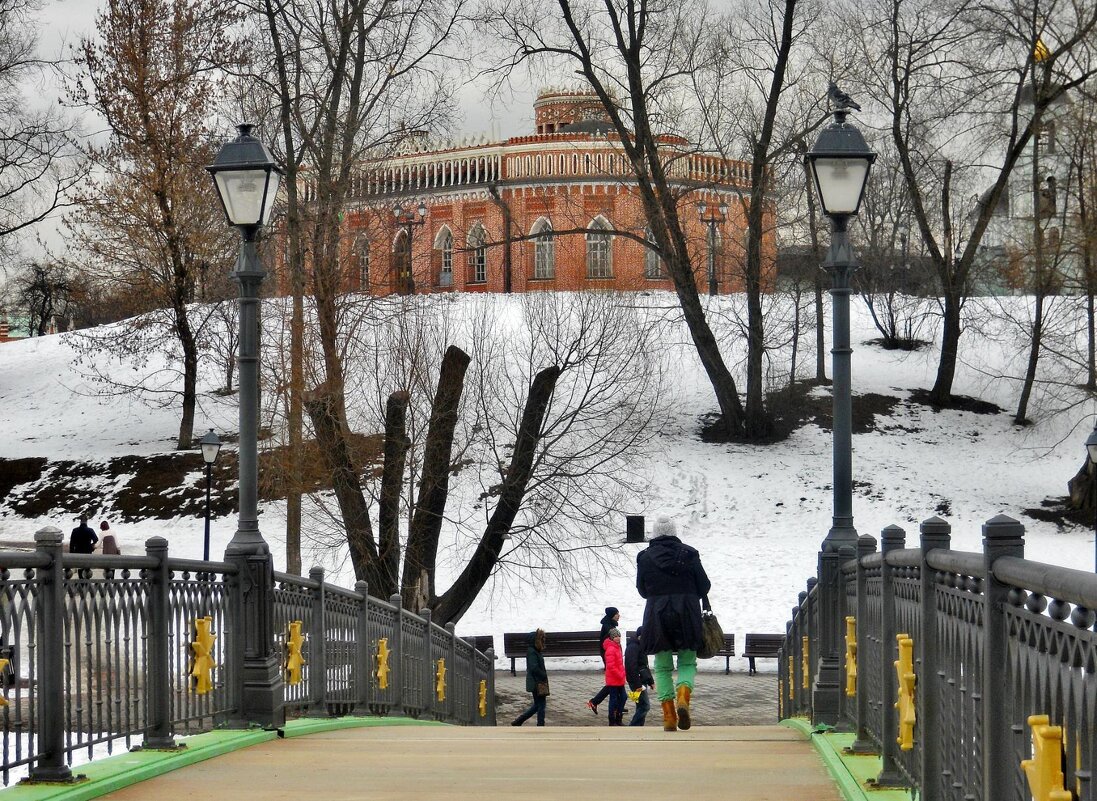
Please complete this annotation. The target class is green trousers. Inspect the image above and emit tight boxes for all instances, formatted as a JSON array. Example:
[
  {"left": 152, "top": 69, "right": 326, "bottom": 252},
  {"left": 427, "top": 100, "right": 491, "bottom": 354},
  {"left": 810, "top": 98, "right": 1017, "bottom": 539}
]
[{"left": 652, "top": 650, "right": 697, "bottom": 701}]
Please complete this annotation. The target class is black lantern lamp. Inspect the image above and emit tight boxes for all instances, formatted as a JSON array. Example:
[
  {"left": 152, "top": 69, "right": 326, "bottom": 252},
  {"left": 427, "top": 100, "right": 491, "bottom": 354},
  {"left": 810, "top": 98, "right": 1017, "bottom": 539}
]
[
  {"left": 207, "top": 124, "right": 282, "bottom": 236},
  {"left": 199, "top": 429, "right": 222, "bottom": 562}
]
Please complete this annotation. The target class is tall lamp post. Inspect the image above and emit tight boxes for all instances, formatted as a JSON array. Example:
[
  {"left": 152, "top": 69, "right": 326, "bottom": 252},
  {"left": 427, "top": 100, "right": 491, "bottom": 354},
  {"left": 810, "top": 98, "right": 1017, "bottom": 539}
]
[
  {"left": 206, "top": 123, "right": 285, "bottom": 728},
  {"left": 393, "top": 201, "right": 427, "bottom": 295},
  {"left": 1086, "top": 425, "right": 1097, "bottom": 571},
  {"left": 199, "top": 428, "right": 222, "bottom": 562},
  {"left": 804, "top": 87, "right": 876, "bottom": 724},
  {"left": 698, "top": 201, "right": 727, "bottom": 296}
]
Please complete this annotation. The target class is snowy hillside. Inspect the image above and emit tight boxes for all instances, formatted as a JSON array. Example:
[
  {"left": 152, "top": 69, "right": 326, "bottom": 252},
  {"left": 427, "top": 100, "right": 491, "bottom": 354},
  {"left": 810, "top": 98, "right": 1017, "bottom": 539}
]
[{"left": 1, "top": 290, "right": 1094, "bottom": 671}]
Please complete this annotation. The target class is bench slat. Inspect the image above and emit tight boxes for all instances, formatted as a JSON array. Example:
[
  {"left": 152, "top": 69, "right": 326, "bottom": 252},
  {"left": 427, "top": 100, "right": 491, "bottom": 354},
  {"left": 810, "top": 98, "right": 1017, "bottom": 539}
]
[
  {"left": 503, "top": 630, "right": 737, "bottom": 675},
  {"left": 742, "top": 633, "right": 783, "bottom": 675}
]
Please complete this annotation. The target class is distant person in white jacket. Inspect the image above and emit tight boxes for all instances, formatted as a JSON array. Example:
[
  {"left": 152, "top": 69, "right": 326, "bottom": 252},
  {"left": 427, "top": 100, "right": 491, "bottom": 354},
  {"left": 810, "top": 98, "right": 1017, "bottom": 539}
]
[{"left": 98, "top": 521, "right": 120, "bottom": 555}]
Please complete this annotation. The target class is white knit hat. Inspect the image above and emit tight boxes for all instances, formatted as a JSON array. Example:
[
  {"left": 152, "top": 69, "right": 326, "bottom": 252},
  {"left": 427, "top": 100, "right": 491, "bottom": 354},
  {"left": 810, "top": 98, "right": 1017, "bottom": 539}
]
[{"left": 652, "top": 517, "right": 677, "bottom": 537}]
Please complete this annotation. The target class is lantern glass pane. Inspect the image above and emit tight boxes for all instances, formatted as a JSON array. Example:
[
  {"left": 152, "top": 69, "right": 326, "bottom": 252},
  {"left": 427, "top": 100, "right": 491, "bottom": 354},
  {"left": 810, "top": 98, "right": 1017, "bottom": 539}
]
[
  {"left": 214, "top": 169, "right": 269, "bottom": 226},
  {"left": 201, "top": 442, "right": 221, "bottom": 464},
  {"left": 813, "top": 158, "right": 869, "bottom": 215},
  {"left": 261, "top": 171, "right": 281, "bottom": 226}
]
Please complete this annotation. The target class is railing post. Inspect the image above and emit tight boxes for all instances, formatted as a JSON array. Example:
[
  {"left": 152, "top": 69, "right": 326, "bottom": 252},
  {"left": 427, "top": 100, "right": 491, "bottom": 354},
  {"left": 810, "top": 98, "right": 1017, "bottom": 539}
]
[
  {"left": 389, "top": 594, "right": 404, "bottom": 715},
  {"left": 444, "top": 622, "right": 456, "bottom": 722},
  {"left": 29, "top": 526, "right": 74, "bottom": 782},
  {"left": 918, "top": 516, "right": 950, "bottom": 801},
  {"left": 421, "top": 608, "right": 433, "bottom": 720},
  {"left": 812, "top": 546, "right": 846, "bottom": 725},
  {"left": 355, "top": 581, "right": 370, "bottom": 712},
  {"left": 874, "top": 524, "right": 906, "bottom": 787},
  {"left": 308, "top": 567, "right": 327, "bottom": 717},
  {"left": 485, "top": 646, "right": 497, "bottom": 726},
  {"left": 794, "top": 595, "right": 805, "bottom": 714},
  {"left": 143, "top": 536, "right": 179, "bottom": 750},
  {"left": 982, "top": 515, "right": 1024, "bottom": 801},
  {"left": 848, "top": 534, "right": 877, "bottom": 753},
  {"left": 805, "top": 579, "right": 817, "bottom": 719},
  {"left": 835, "top": 544, "right": 855, "bottom": 733}
]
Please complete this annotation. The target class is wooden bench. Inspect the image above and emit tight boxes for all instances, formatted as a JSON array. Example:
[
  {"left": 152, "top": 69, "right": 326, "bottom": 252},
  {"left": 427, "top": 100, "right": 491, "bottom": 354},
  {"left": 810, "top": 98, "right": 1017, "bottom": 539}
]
[
  {"left": 743, "top": 633, "right": 783, "bottom": 674},
  {"left": 503, "top": 630, "right": 602, "bottom": 675},
  {"left": 462, "top": 634, "right": 495, "bottom": 655},
  {"left": 503, "top": 630, "right": 736, "bottom": 675}
]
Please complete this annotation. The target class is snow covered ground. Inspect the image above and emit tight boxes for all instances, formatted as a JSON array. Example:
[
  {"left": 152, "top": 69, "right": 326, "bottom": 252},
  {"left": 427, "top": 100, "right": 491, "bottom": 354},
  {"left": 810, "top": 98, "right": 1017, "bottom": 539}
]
[{"left": 1, "top": 291, "right": 1094, "bottom": 672}]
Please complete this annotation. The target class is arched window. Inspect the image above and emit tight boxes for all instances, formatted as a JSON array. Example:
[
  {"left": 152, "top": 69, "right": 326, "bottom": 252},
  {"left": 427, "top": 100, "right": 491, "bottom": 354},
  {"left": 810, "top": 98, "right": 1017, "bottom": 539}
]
[
  {"left": 393, "top": 230, "right": 412, "bottom": 294},
  {"left": 357, "top": 237, "right": 371, "bottom": 290},
  {"left": 467, "top": 223, "right": 487, "bottom": 283},
  {"left": 586, "top": 216, "right": 613, "bottom": 278},
  {"left": 531, "top": 218, "right": 554, "bottom": 280},
  {"left": 434, "top": 226, "right": 453, "bottom": 287},
  {"left": 643, "top": 227, "right": 662, "bottom": 278}
]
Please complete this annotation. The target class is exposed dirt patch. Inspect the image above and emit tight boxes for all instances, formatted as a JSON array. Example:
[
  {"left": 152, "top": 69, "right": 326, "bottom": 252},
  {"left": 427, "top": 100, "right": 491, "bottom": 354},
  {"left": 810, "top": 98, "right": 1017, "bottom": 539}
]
[
  {"left": 908, "top": 388, "right": 1003, "bottom": 415},
  {"left": 1023, "top": 496, "right": 1092, "bottom": 531},
  {"left": 0, "top": 431, "right": 385, "bottom": 523}
]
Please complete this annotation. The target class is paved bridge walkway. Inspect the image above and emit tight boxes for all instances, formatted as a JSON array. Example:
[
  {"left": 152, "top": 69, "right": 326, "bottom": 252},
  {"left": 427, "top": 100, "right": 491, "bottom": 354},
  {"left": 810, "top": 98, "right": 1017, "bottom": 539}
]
[{"left": 95, "top": 724, "right": 842, "bottom": 801}]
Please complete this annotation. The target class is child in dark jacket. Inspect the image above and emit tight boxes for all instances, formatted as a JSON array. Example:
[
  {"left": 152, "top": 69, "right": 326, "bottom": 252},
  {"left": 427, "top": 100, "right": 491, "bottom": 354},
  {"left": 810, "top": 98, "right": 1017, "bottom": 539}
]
[
  {"left": 624, "top": 626, "right": 655, "bottom": 726},
  {"left": 603, "top": 628, "right": 627, "bottom": 726}
]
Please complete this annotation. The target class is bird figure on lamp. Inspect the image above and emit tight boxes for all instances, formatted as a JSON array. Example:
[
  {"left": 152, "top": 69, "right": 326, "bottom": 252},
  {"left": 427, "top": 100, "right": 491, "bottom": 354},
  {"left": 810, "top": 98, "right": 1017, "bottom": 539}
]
[{"left": 827, "top": 82, "right": 862, "bottom": 112}]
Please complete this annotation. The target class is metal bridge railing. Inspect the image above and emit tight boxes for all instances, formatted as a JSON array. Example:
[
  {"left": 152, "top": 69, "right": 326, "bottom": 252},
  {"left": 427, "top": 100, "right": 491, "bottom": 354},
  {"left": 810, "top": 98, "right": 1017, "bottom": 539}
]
[
  {"left": 0, "top": 527, "right": 496, "bottom": 785},
  {"left": 780, "top": 513, "right": 1097, "bottom": 801}
]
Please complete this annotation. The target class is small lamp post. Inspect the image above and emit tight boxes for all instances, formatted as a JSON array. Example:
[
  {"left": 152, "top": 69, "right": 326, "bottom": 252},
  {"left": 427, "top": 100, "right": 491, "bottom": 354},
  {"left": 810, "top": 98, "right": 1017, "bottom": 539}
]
[
  {"left": 206, "top": 123, "right": 285, "bottom": 728},
  {"left": 199, "top": 429, "right": 222, "bottom": 562},
  {"left": 804, "top": 85, "right": 875, "bottom": 726},
  {"left": 698, "top": 201, "right": 728, "bottom": 296},
  {"left": 1086, "top": 425, "right": 1097, "bottom": 571},
  {"left": 393, "top": 201, "right": 428, "bottom": 295}
]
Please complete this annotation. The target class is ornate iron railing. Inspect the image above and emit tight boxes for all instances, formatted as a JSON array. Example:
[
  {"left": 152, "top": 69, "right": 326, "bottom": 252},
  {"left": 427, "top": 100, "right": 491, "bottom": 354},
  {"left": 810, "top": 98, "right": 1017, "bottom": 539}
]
[
  {"left": 0, "top": 527, "right": 496, "bottom": 784},
  {"left": 781, "top": 514, "right": 1097, "bottom": 801}
]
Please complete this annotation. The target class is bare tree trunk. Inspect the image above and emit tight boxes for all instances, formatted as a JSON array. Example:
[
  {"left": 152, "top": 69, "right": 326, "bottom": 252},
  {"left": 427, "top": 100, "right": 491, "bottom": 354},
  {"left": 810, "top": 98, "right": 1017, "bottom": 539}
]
[
  {"left": 432, "top": 365, "right": 560, "bottom": 625},
  {"left": 378, "top": 391, "right": 410, "bottom": 599},
  {"left": 305, "top": 386, "right": 384, "bottom": 587},
  {"left": 807, "top": 166, "right": 827, "bottom": 383},
  {"left": 402, "top": 346, "right": 470, "bottom": 611},
  {"left": 1015, "top": 132, "right": 1045, "bottom": 425}
]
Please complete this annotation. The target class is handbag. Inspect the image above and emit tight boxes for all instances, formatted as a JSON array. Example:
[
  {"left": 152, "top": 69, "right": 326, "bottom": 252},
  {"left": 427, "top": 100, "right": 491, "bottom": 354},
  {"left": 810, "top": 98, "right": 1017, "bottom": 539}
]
[
  {"left": 696, "top": 596, "right": 725, "bottom": 660},
  {"left": 535, "top": 680, "right": 550, "bottom": 697}
]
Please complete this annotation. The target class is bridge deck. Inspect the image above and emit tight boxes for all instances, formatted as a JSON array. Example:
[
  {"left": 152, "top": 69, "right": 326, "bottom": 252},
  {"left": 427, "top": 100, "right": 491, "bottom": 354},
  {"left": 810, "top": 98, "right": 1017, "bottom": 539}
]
[{"left": 96, "top": 724, "right": 841, "bottom": 801}]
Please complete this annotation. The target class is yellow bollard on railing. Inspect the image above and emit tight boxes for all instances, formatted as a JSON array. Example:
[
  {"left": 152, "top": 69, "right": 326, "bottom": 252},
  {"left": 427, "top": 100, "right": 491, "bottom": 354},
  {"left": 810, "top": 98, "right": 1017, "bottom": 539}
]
[
  {"left": 190, "top": 616, "right": 217, "bottom": 695},
  {"left": 788, "top": 655, "right": 794, "bottom": 701},
  {"left": 1021, "top": 715, "right": 1073, "bottom": 801},
  {"left": 285, "top": 620, "right": 305, "bottom": 685},
  {"left": 435, "top": 658, "right": 447, "bottom": 702},
  {"left": 375, "top": 638, "right": 390, "bottom": 690},
  {"left": 801, "top": 636, "right": 809, "bottom": 690},
  {"left": 894, "top": 633, "right": 916, "bottom": 750},
  {"left": 0, "top": 658, "right": 8, "bottom": 707},
  {"left": 844, "top": 616, "right": 857, "bottom": 698},
  {"left": 478, "top": 679, "right": 488, "bottom": 718}
]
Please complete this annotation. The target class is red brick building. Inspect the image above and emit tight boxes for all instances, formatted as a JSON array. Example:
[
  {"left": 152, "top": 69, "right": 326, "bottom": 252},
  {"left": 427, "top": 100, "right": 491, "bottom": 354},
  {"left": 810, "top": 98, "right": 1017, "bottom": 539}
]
[{"left": 299, "top": 89, "right": 772, "bottom": 296}]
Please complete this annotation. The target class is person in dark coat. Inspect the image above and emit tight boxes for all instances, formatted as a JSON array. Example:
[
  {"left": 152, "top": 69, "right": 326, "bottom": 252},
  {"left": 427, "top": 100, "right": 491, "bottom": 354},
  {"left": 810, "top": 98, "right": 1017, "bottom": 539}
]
[
  {"left": 586, "top": 606, "right": 619, "bottom": 714},
  {"left": 69, "top": 515, "right": 98, "bottom": 555},
  {"left": 636, "top": 517, "right": 711, "bottom": 732},
  {"left": 511, "top": 628, "right": 548, "bottom": 726},
  {"left": 624, "top": 626, "right": 654, "bottom": 726}
]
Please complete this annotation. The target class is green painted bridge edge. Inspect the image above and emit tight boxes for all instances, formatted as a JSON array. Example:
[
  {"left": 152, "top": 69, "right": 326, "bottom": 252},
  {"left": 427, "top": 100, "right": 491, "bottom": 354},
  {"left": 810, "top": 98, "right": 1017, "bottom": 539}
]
[
  {"left": 780, "top": 718, "right": 913, "bottom": 801},
  {"left": 1, "top": 717, "right": 445, "bottom": 801}
]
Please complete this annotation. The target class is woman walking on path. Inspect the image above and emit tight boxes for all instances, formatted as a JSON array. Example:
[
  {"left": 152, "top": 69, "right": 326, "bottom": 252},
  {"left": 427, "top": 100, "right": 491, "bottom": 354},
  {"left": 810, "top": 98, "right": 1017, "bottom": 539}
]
[
  {"left": 602, "top": 628, "right": 626, "bottom": 726},
  {"left": 511, "top": 629, "right": 549, "bottom": 726},
  {"left": 636, "top": 517, "right": 711, "bottom": 731},
  {"left": 586, "top": 606, "right": 619, "bottom": 714}
]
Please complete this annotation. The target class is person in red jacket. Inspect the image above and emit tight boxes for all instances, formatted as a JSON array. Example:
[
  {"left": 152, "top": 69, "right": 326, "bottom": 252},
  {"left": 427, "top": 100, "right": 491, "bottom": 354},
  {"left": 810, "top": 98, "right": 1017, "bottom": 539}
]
[{"left": 603, "top": 628, "right": 627, "bottom": 726}]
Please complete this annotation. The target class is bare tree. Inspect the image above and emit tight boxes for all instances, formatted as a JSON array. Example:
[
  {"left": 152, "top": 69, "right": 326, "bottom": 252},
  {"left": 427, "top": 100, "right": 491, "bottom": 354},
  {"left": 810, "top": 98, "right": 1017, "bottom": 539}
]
[
  {"left": 12, "top": 258, "right": 70, "bottom": 335},
  {"left": 240, "top": 0, "right": 466, "bottom": 573},
  {"left": 854, "top": 0, "right": 1097, "bottom": 405},
  {"left": 66, "top": 0, "right": 240, "bottom": 449},
  {"left": 0, "top": 0, "right": 84, "bottom": 266},
  {"left": 482, "top": 0, "right": 748, "bottom": 439}
]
